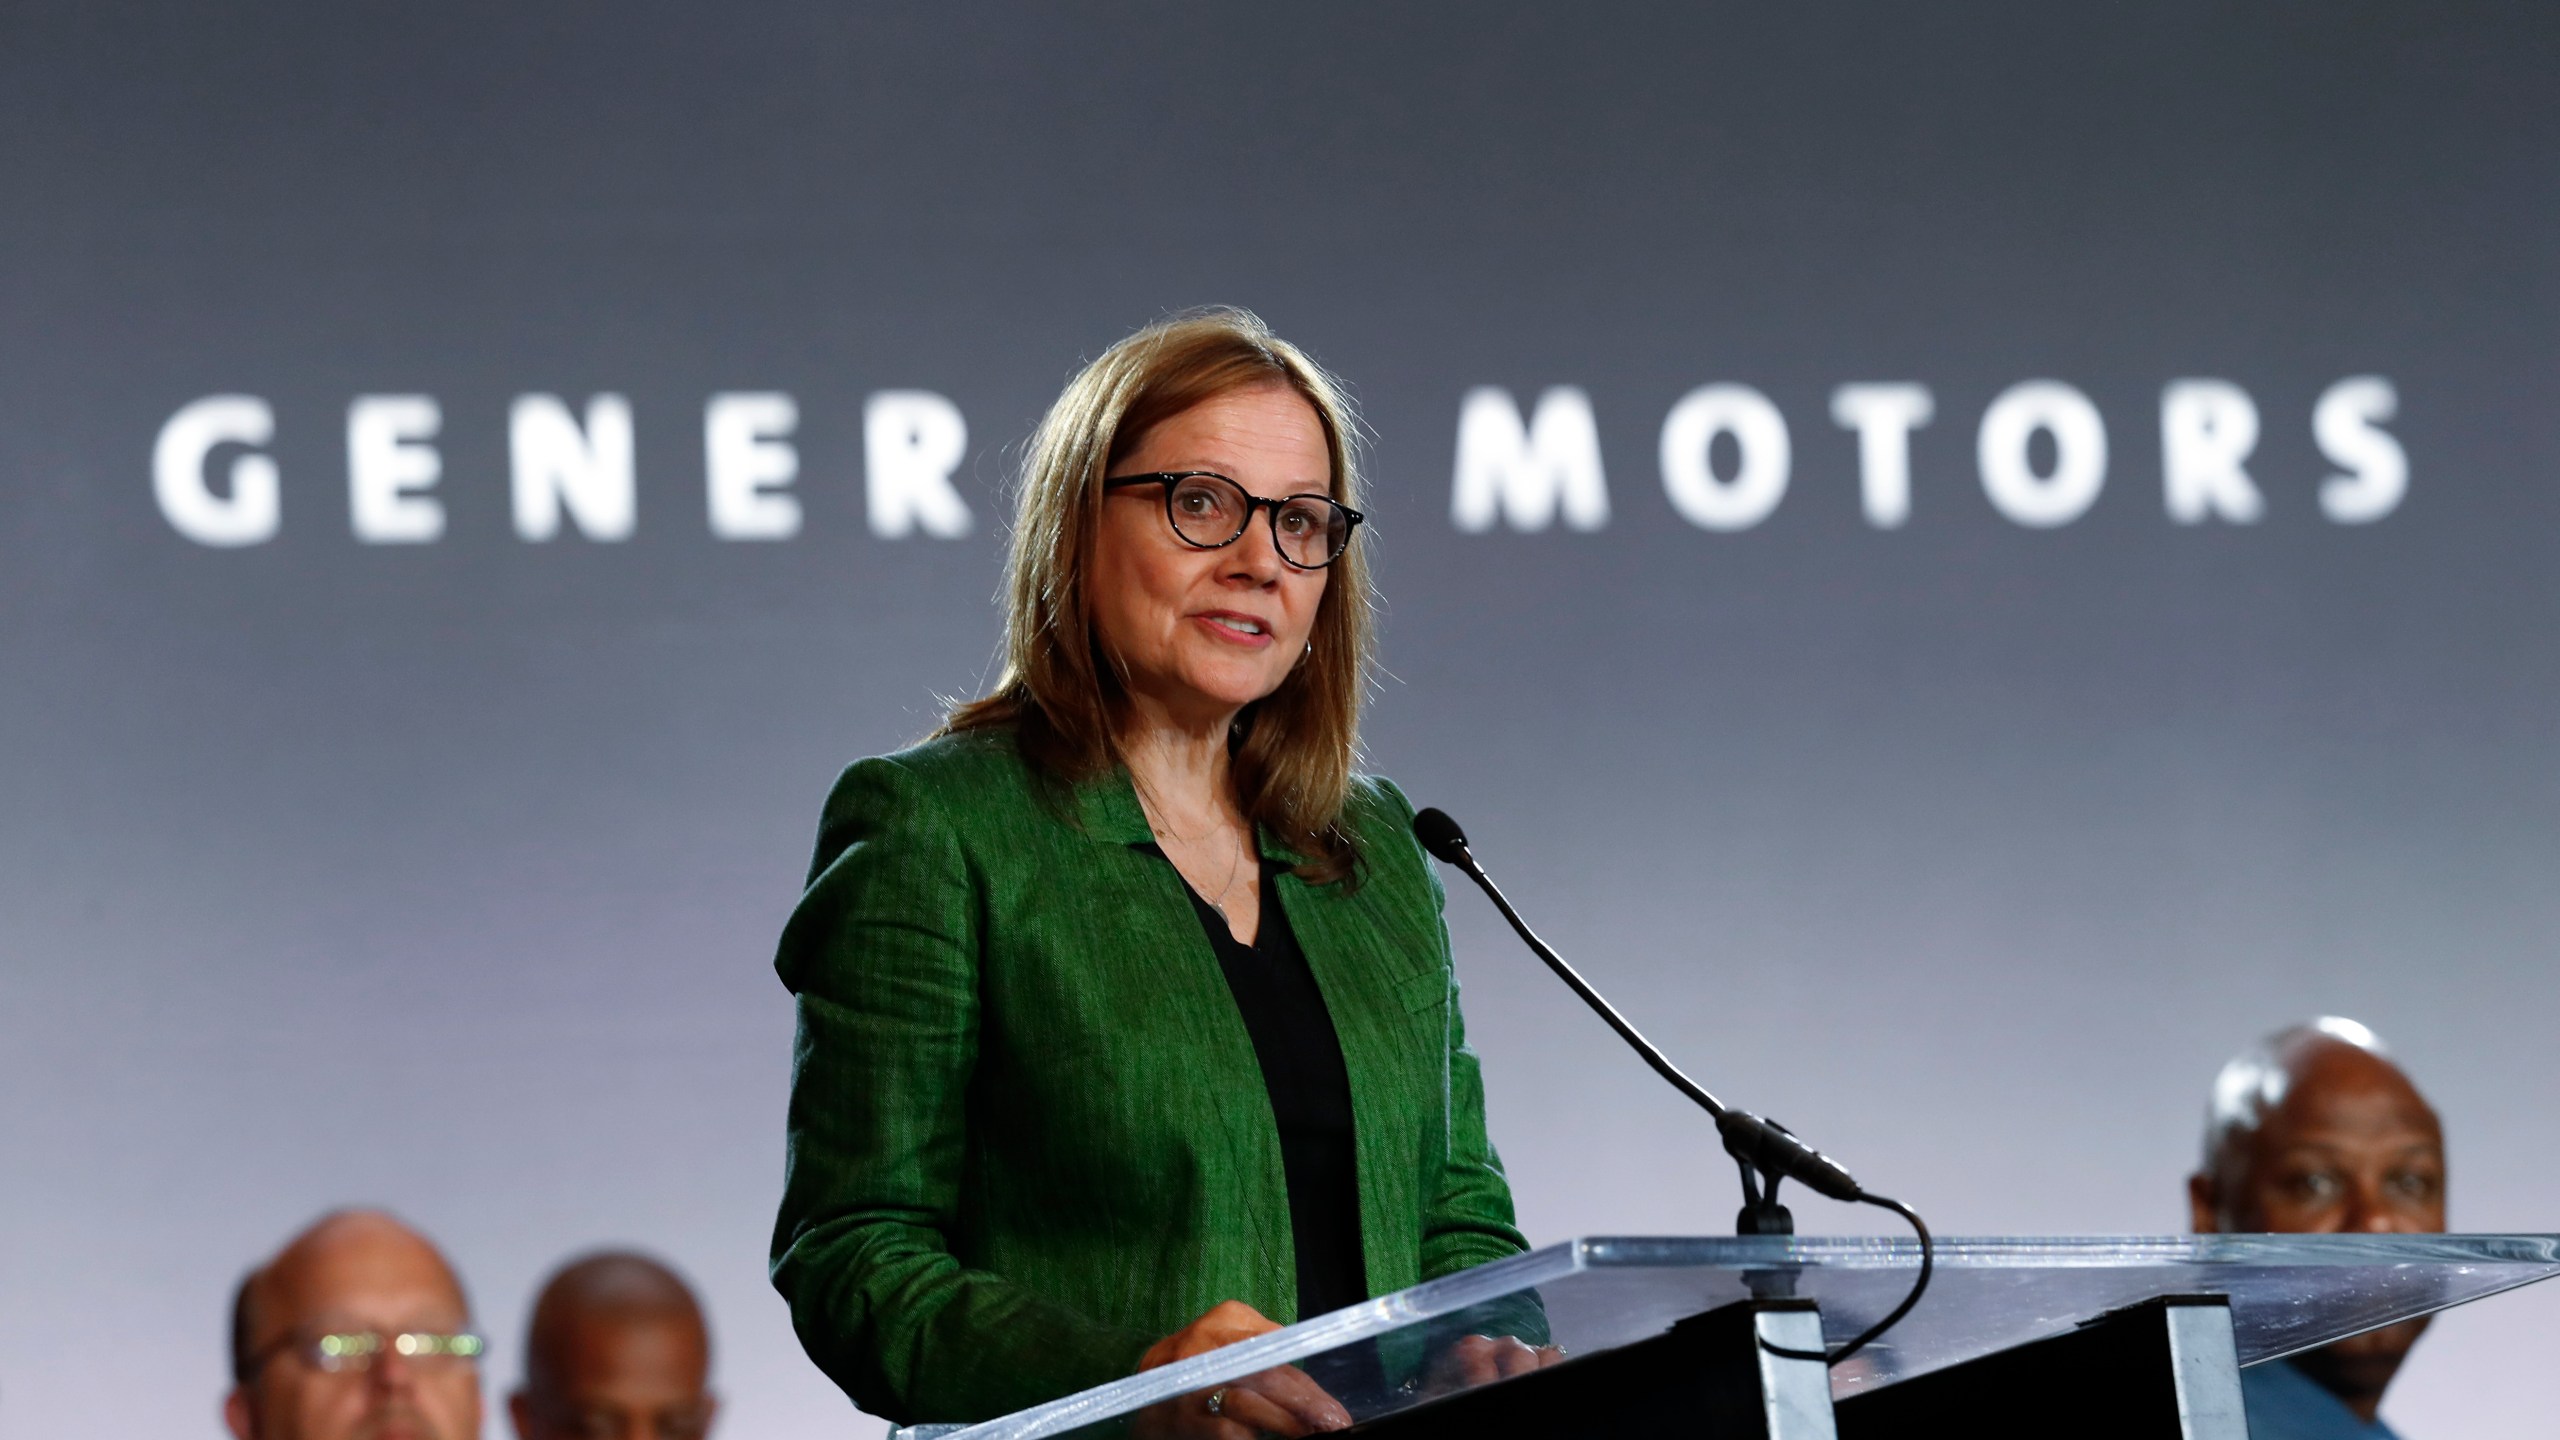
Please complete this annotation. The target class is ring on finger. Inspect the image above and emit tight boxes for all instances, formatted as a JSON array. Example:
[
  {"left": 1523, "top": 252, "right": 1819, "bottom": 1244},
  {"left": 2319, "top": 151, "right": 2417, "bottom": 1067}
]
[{"left": 1205, "top": 1387, "right": 1227, "bottom": 1417}]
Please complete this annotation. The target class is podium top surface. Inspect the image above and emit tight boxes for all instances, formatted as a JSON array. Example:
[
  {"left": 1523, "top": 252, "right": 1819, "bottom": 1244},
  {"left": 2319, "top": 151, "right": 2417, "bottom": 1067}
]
[{"left": 940, "top": 1232, "right": 2560, "bottom": 1439}]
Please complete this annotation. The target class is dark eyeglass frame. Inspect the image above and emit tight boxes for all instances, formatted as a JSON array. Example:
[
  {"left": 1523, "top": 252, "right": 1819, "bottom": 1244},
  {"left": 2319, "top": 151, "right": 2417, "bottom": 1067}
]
[{"left": 1102, "top": 471, "right": 1365, "bottom": 570}]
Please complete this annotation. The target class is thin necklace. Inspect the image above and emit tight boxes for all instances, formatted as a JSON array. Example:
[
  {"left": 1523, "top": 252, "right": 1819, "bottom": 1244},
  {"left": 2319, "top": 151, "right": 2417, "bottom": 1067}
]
[{"left": 1137, "top": 789, "right": 1249, "bottom": 920}]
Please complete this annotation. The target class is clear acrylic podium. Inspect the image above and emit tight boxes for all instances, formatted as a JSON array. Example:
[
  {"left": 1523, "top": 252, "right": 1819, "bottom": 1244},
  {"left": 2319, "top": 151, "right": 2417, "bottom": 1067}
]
[{"left": 909, "top": 1234, "right": 2559, "bottom": 1439}]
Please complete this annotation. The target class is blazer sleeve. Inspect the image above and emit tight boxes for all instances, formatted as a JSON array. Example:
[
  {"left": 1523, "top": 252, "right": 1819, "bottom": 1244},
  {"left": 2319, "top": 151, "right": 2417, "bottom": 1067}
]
[
  {"left": 769, "top": 755, "right": 1155, "bottom": 1423},
  {"left": 1421, "top": 977, "right": 1538, "bottom": 1282},
  {"left": 1364, "top": 779, "right": 1537, "bottom": 1285}
]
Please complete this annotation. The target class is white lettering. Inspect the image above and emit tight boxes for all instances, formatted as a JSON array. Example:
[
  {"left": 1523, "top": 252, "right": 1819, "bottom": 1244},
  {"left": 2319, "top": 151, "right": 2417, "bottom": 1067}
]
[
  {"left": 2160, "top": 379, "right": 2263, "bottom": 524},
  {"left": 509, "top": 394, "right": 635, "bottom": 542},
  {"left": 864, "top": 390, "right": 972, "bottom": 539},
  {"left": 705, "top": 392, "right": 801, "bottom": 541},
  {"left": 2313, "top": 376, "right": 2405, "bottom": 524},
  {"left": 1451, "top": 386, "right": 1609, "bottom": 532},
  {"left": 346, "top": 395, "right": 445, "bottom": 543},
  {"left": 1660, "top": 384, "right": 1790, "bottom": 531},
  {"left": 1978, "top": 380, "right": 2107, "bottom": 528},
  {"left": 1829, "top": 383, "right": 1934, "bottom": 529},
  {"left": 153, "top": 396, "right": 279, "bottom": 547}
]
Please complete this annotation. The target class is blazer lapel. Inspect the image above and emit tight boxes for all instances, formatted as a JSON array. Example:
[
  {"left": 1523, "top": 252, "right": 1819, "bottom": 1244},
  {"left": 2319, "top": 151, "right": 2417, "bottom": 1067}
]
[
  {"left": 1279, "top": 862, "right": 1441, "bottom": 1300},
  {"left": 1076, "top": 767, "right": 1292, "bottom": 1301}
]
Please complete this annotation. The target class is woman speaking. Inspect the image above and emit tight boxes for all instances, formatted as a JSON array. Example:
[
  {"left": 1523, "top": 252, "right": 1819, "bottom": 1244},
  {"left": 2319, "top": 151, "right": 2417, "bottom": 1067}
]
[{"left": 772, "top": 310, "right": 1541, "bottom": 1434}]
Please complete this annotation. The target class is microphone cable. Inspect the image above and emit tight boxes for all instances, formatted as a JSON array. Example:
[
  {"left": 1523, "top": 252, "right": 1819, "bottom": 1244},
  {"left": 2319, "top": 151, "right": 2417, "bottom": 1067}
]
[{"left": 1757, "top": 1191, "right": 1933, "bottom": 1367}]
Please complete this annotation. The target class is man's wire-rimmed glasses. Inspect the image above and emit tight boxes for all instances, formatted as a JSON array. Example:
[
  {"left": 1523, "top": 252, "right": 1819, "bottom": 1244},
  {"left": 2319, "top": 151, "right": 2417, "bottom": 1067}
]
[
  {"left": 244, "top": 1326, "right": 486, "bottom": 1378},
  {"left": 1103, "top": 471, "right": 1363, "bottom": 570}
]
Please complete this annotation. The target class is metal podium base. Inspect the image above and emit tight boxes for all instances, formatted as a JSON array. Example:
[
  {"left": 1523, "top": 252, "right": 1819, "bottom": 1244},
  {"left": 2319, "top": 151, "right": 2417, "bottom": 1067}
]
[{"left": 1834, "top": 1294, "right": 2247, "bottom": 1440}]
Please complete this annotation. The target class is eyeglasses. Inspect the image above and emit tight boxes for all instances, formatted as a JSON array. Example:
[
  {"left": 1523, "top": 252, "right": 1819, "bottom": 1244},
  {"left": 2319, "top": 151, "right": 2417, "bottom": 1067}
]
[
  {"left": 1103, "top": 471, "right": 1364, "bottom": 570},
  {"left": 246, "top": 1327, "right": 486, "bottom": 1377}
]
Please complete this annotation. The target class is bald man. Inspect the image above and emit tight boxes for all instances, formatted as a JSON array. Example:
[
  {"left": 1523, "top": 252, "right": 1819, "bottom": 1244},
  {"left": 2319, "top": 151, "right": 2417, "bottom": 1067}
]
[
  {"left": 225, "top": 1209, "right": 485, "bottom": 1440},
  {"left": 2188, "top": 1018, "right": 2447, "bottom": 1440},
  {"left": 509, "top": 1251, "right": 717, "bottom": 1440}
]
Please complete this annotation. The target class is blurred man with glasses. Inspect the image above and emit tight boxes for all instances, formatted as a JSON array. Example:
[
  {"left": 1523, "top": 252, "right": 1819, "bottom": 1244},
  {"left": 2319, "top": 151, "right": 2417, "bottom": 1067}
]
[
  {"left": 508, "top": 1251, "right": 716, "bottom": 1440},
  {"left": 225, "top": 1209, "right": 484, "bottom": 1440}
]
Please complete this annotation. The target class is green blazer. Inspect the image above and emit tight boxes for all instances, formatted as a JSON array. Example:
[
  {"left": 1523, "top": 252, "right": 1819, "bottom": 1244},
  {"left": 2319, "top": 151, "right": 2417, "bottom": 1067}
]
[{"left": 769, "top": 727, "right": 1530, "bottom": 1424}]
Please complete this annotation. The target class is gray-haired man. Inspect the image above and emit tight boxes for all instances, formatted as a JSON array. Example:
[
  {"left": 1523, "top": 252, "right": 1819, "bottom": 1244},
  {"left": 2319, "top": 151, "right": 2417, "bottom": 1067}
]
[{"left": 2188, "top": 1018, "right": 2446, "bottom": 1440}]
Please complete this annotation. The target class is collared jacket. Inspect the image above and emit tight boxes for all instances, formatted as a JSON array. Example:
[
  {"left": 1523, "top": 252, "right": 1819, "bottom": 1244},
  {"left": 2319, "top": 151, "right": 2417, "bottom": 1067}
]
[{"left": 769, "top": 728, "right": 1530, "bottom": 1424}]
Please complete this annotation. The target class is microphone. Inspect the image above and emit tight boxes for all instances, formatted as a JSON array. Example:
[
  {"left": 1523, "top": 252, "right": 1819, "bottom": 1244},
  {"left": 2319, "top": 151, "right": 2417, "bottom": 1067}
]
[
  {"left": 1412, "top": 807, "right": 1864, "bottom": 1210},
  {"left": 1414, "top": 805, "right": 1935, "bottom": 1364}
]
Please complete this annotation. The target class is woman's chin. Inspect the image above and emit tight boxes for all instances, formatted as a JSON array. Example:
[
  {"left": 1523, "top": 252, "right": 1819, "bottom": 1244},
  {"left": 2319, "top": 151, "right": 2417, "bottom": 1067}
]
[{"left": 1150, "top": 664, "right": 1291, "bottom": 719}]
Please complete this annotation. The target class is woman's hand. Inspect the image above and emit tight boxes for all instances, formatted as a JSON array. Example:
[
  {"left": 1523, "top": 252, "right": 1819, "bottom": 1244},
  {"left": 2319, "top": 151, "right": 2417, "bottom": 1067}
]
[
  {"left": 1131, "top": 1300, "right": 1353, "bottom": 1439},
  {"left": 1420, "top": 1334, "right": 1568, "bottom": 1397}
]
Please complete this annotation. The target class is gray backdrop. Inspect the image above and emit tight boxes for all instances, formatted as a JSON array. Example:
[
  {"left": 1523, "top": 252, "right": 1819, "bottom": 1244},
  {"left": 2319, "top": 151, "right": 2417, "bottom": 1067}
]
[{"left": 4, "top": 4, "right": 2555, "bottom": 1435}]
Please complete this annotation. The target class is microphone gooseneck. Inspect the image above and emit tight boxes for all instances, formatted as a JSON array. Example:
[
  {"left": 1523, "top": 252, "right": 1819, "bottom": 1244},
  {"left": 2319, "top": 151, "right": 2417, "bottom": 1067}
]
[
  {"left": 1410, "top": 808, "right": 1858, "bottom": 1200},
  {"left": 1412, "top": 805, "right": 1933, "bottom": 1366}
]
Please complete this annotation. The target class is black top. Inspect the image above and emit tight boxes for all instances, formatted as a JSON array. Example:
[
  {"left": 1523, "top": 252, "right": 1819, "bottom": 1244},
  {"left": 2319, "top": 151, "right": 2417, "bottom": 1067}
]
[{"left": 1143, "top": 846, "right": 1369, "bottom": 1320}]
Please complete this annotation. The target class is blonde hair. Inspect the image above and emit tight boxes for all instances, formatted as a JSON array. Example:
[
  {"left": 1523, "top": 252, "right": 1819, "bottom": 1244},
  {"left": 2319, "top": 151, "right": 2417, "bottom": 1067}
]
[{"left": 942, "top": 308, "right": 1374, "bottom": 885}]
